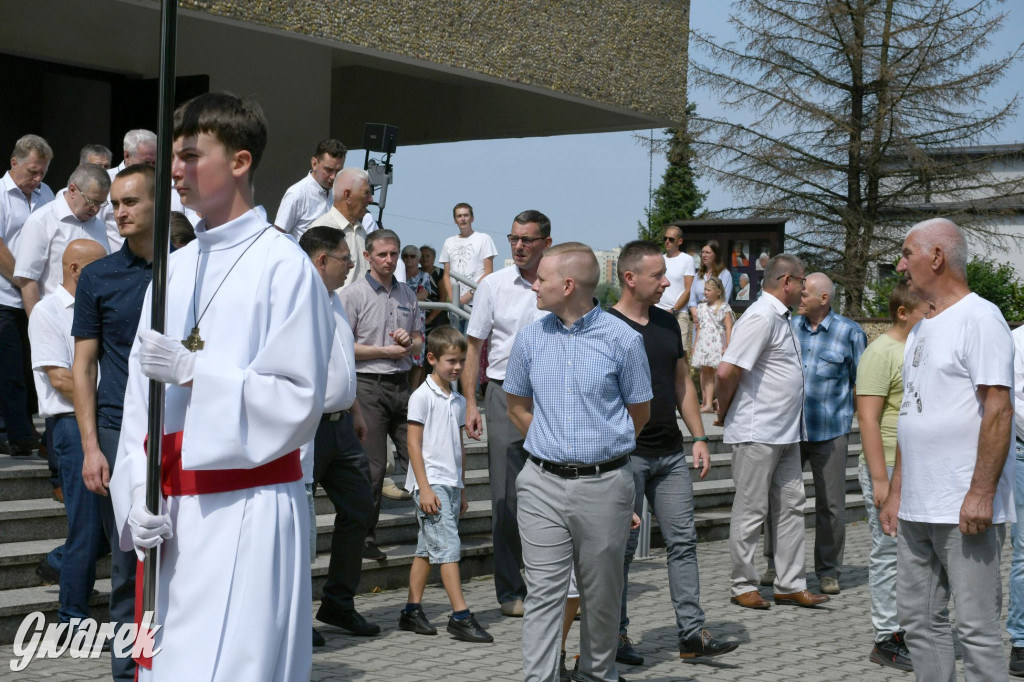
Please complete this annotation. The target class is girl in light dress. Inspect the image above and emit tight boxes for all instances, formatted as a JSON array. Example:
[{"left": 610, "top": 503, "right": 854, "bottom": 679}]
[{"left": 691, "top": 276, "right": 733, "bottom": 413}]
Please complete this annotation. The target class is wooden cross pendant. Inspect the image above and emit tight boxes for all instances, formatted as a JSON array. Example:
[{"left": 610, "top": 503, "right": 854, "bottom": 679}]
[{"left": 182, "top": 326, "right": 205, "bottom": 352}]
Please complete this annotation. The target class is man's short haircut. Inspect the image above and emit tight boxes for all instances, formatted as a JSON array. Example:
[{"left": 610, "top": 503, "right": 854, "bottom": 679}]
[
  {"left": 69, "top": 163, "right": 112, "bottom": 193},
  {"left": 888, "top": 280, "right": 921, "bottom": 321},
  {"left": 907, "top": 218, "right": 968, "bottom": 277},
  {"left": 419, "top": 245, "right": 436, "bottom": 258},
  {"left": 664, "top": 220, "right": 686, "bottom": 237},
  {"left": 123, "top": 129, "right": 157, "bottom": 154},
  {"left": 617, "top": 240, "right": 662, "bottom": 286},
  {"left": 11, "top": 134, "right": 53, "bottom": 161},
  {"left": 170, "top": 212, "right": 196, "bottom": 248},
  {"left": 299, "top": 225, "right": 346, "bottom": 258},
  {"left": 79, "top": 144, "right": 112, "bottom": 165},
  {"left": 513, "top": 209, "right": 551, "bottom": 238},
  {"left": 762, "top": 254, "right": 805, "bottom": 287},
  {"left": 336, "top": 167, "right": 369, "bottom": 190},
  {"left": 173, "top": 93, "right": 268, "bottom": 175},
  {"left": 116, "top": 163, "right": 156, "bottom": 199},
  {"left": 453, "top": 202, "right": 474, "bottom": 218},
  {"left": 545, "top": 242, "right": 600, "bottom": 294},
  {"left": 426, "top": 325, "right": 468, "bottom": 359},
  {"left": 366, "top": 228, "right": 400, "bottom": 253},
  {"left": 314, "top": 139, "right": 347, "bottom": 159}
]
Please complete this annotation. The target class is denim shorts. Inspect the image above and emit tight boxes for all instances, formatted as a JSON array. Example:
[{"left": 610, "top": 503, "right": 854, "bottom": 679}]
[{"left": 413, "top": 484, "right": 462, "bottom": 564}]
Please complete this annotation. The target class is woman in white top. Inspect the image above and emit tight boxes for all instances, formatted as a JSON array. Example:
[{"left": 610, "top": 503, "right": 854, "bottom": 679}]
[{"left": 688, "top": 240, "right": 732, "bottom": 322}]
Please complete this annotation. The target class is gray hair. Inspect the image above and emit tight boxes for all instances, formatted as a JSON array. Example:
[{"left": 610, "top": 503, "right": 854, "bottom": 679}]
[
  {"left": 79, "top": 144, "right": 112, "bottom": 165},
  {"left": 11, "top": 134, "right": 53, "bottom": 161},
  {"left": 336, "top": 167, "right": 369, "bottom": 189},
  {"left": 805, "top": 272, "right": 835, "bottom": 301},
  {"left": 401, "top": 244, "right": 420, "bottom": 259},
  {"left": 906, "top": 218, "right": 968, "bottom": 277},
  {"left": 123, "top": 129, "right": 157, "bottom": 155},
  {"left": 762, "top": 254, "right": 805, "bottom": 289},
  {"left": 68, "top": 163, "right": 112, "bottom": 193}
]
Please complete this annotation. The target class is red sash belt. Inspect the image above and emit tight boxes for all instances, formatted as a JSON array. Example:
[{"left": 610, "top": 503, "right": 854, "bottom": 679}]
[{"left": 145, "top": 431, "right": 302, "bottom": 496}]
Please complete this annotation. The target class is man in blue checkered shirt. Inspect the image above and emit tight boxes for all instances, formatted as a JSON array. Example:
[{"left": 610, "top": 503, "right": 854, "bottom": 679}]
[
  {"left": 504, "top": 242, "right": 652, "bottom": 682},
  {"left": 764, "top": 272, "right": 866, "bottom": 596}
]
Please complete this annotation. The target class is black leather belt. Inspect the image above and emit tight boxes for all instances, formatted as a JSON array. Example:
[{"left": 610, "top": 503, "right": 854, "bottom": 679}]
[
  {"left": 528, "top": 454, "right": 628, "bottom": 479},
  {"left": 321, "top": 410, "right": 349, "bottom": 422},
  {"left": 52, "top": 412, "right": 76, "bottom": 420},
  {"left": 356, "top": 372, "right": 408, "bottom": 384}
]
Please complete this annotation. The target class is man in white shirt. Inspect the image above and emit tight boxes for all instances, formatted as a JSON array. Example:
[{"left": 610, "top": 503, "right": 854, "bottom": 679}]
[
  {"left": 716, "top": 254, "right": 829, "bottom": 610},
  {"left": 0, "top": 134, "right": 54, "bottom": 457},
  {"left": 657, "top": 221, "right": 696, "bottom": 352},
  {"left": 880, "top": 218, "right": 1015, "bottom": 682},
  {"left": 310, "top": 168, "right": 375, "bottom": 288},
  {"left": 80, "top": 144, "right": 113, "bottom": 169},
  {"left": 28, "top": 238, "right": 107, "bottom": 627},
  {"left": 299, "top": 225, "right": 380, "bottom": 639},
  {"left": 462, "top": 209, "right": 551, "bottom": 616},
  {"left": 14, "top": 163, "right": 111, "bottom": 315},
  {"left": 101, "top": 130, "right": 165, "bottom": 247},
  {"left": 276, "top": 139, "right": 346, "bottom": 239},
  {"left": 439, "top": 202, "right": 497, "bottom": 316}
]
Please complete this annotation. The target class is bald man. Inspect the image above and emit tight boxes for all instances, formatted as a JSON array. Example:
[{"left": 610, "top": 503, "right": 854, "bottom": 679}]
[
  {"left": 763, "top": 273, "right": 866, "bottom": 596},
  {"left": 880, "top": 218, "right": 1015, "bottom": 682},
  {"left": 28, "top": 239, "right": 107, "bottom": 626},
  {"left": 505, "top": 242, "right": 652, "bottom": 682}
]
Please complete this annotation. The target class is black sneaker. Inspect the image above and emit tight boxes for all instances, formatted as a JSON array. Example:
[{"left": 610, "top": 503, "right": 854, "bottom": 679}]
[
  {"left": 679, "top": 629, "right": 740, "bottom": 658},
  {"left": 312, "top": 627, "right": 325, "bottom": 647},
  {"left": 559, "top": 650, "right": 570, "bottom": 681},
  {"left": 1011, "top": 645, "right": 1024, "bottom": 677},
  {"left": 399, "top": 606, "right": 437, "bottom": 635},
  {"left": 570, "top": 658, "right": 627, "bottom": 682},
  {"left": 36, "top": 558, "right": 60, "bottom": 585},
  {"left": 616, "top": 634, "right": 644, "bottom": 666},
  {"left": 316, "top": 605, "right": 380, "bottom": 636},
  {"left": 362, "top": 540, "right": 387, "bottom": 561},
  {"left": 446, "top": 613, "right": 493, "bottom": 643},
  {"left": 870, "top": 632, "right": 913, "bottom": 672}
]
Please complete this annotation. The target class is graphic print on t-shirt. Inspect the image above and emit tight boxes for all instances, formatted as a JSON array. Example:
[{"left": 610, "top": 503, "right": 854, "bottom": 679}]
[
  {"left": 900, "top": 338, "right": 928, "bottom": 416},
  {"left": 446, "top": 241, "right": 476, "bottom": 277}
]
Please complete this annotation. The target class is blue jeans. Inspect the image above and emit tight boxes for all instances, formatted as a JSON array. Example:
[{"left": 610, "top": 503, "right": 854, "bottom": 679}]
[
  {"left": 858, "top": 462, "right": 900, "bottom": 641},
  {"left": 1007, "top": 439, "right": 1024, "bottom": 646},
  {"left": 54, "top": 416, "right": 105, "bottom": 622},
  {"left": 620, "top": 451, "right": 704, "bottom": 642}
]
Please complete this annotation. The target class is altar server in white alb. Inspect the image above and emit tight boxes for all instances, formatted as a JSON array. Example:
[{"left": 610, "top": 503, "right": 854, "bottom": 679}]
[{"left": 110, "top": 92, "right": 334, "bottom": 681}]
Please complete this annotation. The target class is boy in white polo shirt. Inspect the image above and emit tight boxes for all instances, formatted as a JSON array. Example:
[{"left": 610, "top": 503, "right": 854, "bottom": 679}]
[{"left": 399, "top": 326, "right": 494, "bottom": 643}]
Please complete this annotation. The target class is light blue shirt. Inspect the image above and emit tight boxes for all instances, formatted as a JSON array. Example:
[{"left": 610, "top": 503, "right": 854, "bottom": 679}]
[{"left": 503, "top": 302, "right": 653, "bottom": 465}]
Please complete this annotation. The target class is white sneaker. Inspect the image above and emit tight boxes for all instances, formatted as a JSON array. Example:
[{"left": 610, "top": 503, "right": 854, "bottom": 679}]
[{"left": 381, "top": 479, "right": 411, "bottom": 500}]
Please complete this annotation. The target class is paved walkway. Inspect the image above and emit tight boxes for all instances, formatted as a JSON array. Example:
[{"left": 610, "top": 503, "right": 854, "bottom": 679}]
[{"left": 3, "top": 521, "right": 1014, "bottom": 680}]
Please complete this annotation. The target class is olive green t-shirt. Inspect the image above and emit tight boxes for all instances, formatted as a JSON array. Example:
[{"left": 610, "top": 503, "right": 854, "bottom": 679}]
[{"left": 855, "top": 333, "right": 904, "bottom": 466}]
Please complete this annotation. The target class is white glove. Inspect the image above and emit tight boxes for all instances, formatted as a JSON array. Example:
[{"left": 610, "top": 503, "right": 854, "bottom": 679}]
[
  {"left": 139, "top": 328, "right": 196, "bottom": 385},
  {"left": 127, "top": 500, "right": 174, "bottom": 561}
]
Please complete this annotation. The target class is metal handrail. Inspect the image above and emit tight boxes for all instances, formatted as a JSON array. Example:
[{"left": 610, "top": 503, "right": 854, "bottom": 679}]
[{"left": 418, "top": 270, "right": 479, "bottom": 325}]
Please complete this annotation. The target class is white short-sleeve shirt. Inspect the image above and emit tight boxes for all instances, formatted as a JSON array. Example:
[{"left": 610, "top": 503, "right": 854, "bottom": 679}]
[
  {"left": 13, "top": 195, "right": 110, "bottom": 297},
  {"left": 439, "top": 231, "right": 497, "bottom": 282},
  {"left": 657, "top": 252, "right": 696, "bottom": 311},
  {"left": 28, "top": 286, "right": 76, "bottom": 416},
  {"left": 275, "top": 172, "right": 332, "bottom": 240},
  {"left": 405, "top": 376, "right": 466, "bottom": 492},
  {"left": 466, "top": 265, "right": 546, "bottom": 380},
  {"left": 0, "top": 171, "right": 54, "bottom": 308},
  {"left": 898, "top": 293, "right": 1016, "bottom": 524},
  {"left": 324, "top": 292, "right": 357, "bottom": 412},
  {"left": 720, "top": 291, "right": 804, "bottom": 444}
]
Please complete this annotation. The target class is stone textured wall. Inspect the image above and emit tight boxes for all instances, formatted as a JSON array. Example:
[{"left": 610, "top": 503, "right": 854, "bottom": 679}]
[{"left": 180, "top": 0, "right": 690, "bottom": 123}]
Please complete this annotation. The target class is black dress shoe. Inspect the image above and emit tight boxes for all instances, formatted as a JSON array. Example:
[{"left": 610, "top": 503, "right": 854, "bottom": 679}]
[
  {"left": 312, "top": 627, "right": 326, "bottom": 647},
  {"left": 679, "top": 629, "right": 739, "bottom": 658},
  {"left": 316, "top": 605, "right": 380, "bottom": 636},
  {"left": 362, "top": 541, "right": 387, "bottom": 561},
  {"left": 446, "top": 614, "right": 493, "bottom": 643},
  {"left": 615, "top": 634, "right": 644, "bottom": 666},
  {"left": 36, "top": 558, "right": 60, "bottom": 585},
  {"left": 399, "top": 606, "right": 437, "bottom": 635}
]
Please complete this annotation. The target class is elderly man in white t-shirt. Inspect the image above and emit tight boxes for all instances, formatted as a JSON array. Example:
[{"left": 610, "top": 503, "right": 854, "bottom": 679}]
[
  {"left": 880, "top": 218, "right": 1015, "bottom": 682},
  {"left": 656, "top": 222, "right": 695, "bottom": 352}
]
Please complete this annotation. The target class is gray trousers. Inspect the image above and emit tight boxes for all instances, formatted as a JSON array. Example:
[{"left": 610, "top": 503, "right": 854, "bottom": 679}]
[
  {"left": 518, "top": 459, "right": 635, "bottom": 682},
  {"left": 765, "top": 435, "right": 848, "bottom": 578},
  {"left": 484, "top": 381, "right": 528, "bottom": 604},
  {"left": 730, "top": 441, "right": 807, "bottom": 595},
  {"left": 898, "top": 520, "right": 1007, "bottom": 682}
]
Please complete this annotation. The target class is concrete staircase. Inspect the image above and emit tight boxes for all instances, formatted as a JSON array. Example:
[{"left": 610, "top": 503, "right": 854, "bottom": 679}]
[{"left": 0, "top": 414, "right": 865, "bottom": 643}]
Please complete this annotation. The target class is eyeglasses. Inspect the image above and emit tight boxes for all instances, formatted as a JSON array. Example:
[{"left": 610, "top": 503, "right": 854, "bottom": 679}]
[
  {"left": 663, "top": 236, "right": 678, "bottom": 243},
  {"left": 401, "top": 253, "right": 419, "bottom": 259},
  {"left": 325, "top": 253, "right": 354, "bottom": 265},
  {"left": 72, "top": 185, "right": 109, "bottom": 209},
  {"left": 507, "top": 234, "right": 545, "bottom": 246},
  {"left": 776, "top": 273, "right": 806, "bottom": 285}
]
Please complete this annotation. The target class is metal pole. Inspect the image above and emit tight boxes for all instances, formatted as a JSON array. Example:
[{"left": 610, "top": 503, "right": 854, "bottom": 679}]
[
  {"left": 636, "top": 497, "right": 652, "bottom": 560},
  {"left": 143, "top": 0, "right": 178, "bottom": 622}
]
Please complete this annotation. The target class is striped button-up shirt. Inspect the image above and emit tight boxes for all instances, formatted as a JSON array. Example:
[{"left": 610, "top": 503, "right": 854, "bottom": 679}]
[
  {"left": 339, "top": 272, "right": 421, "bottom": 374},
  {"left": 503, "top": 302, "right": 652, "bottom": 465},
  {"left": 792, "top": 310, "right": 867, "bottom": 442}
]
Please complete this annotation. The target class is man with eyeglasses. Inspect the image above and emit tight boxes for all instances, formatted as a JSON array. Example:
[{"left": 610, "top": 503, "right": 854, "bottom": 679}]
[
  {"left": 715, "top": 254, "right": 830, "bottom": 611},
  {"left": 463, "top": 210, "right": 552, "bottom": 617},
  {"left": 656, "top": 221, "right": 696, "bottom": 353},
  {"left": 14, "top": 163, "right": 111, "bottom": 316}
]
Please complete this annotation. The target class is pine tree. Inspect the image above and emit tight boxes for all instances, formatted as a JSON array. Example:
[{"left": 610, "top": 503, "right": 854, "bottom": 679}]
[{"left": 638, "top": 112, "right": 706, "bottom": 242}]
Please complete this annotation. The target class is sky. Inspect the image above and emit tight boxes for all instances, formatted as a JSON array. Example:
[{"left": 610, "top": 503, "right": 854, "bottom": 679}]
[{"left": 349, "top": 3, "right": 1022, "bottom": 266}]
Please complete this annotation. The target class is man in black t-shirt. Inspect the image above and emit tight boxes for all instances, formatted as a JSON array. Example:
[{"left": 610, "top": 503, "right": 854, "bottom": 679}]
[{"left": 609, "top": 241, "right": 739, "bottom": 664}]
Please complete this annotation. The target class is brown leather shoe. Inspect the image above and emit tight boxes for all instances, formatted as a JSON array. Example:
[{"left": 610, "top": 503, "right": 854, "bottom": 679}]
[
  {"left": 730, "top": 590, "right": 771, "bottom": 609},
  {"left": 773, "top": 590, "right": 830, "bottom": 608}
]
